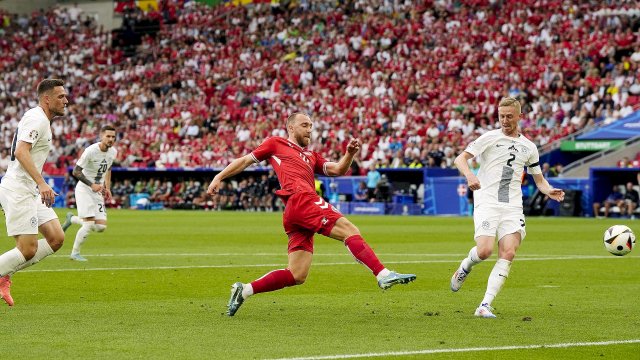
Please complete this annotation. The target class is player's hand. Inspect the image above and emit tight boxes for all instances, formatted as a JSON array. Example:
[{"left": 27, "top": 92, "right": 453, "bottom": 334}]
[
  {"left": 346, "top": 138, "right": 361, "bottom": 155},
  {"left": 466, "top": 173, "right": 481, "bottom": 191},
  {"left": 91, "top": 183, "right": 104, "bottom": 193},
  {"left": 38, "top": 183, "right": 58, "bottom": 208},
  {"left": 207, "top": 178, "right": 221, "bottom": 197},
  {"left": 104, "top": 189, "right": 112, "bottom": 202},
  {"left": 547, "top": 188, "right": 565, "bottom": 202}
]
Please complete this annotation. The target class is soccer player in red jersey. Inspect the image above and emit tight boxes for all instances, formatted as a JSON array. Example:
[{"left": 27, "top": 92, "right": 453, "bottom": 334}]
[{"left": 207, "top": 113, "right": 416, "bottom": 316}]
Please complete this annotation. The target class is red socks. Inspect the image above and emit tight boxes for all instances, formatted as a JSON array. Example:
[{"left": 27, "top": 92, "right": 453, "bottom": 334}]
[
  {"left": 251, "top": 269, "right": 296, "bottom": 294},
  {"left": 344, "top": 234, "right": 385, "bottom": 276}
]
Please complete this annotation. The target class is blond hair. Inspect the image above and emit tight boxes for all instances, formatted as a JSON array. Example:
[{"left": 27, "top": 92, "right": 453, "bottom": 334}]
[{"left": 498, "top": 97, "right": 521, "bottom": 114}]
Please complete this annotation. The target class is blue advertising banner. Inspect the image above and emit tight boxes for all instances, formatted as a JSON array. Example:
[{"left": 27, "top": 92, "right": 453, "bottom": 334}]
[
  {"left": 423, "top": 176, "right": 469, "bottom": 215},
  {"left": 349, "top": 202, "right": 386, "bottom": 215},
  {"left": 577, "top": 111, "right": 640, "bottom": 140}
]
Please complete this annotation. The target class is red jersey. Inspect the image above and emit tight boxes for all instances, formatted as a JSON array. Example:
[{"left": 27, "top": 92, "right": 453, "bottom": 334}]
[{"left": 251, "top": 137, "right": 330, "bottom": 196}]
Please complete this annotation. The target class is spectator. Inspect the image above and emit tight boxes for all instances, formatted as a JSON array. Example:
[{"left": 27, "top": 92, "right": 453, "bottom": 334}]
[
  {"left": 593, "top": 185, "right": 624, "bottom": 218},
  {"left": 354, "top": 181, "right": 368, "bottom": 202},
  {"left": 0, "top": 149, "right": 9, "bottom": 176},
  {"left": 366, "top": 163, "right": 381, "bottom": 201},
  {"left": 374, "top": 174, "right": 393, "bottom": 203},
  {"left": 622, "top": 182, "right": 639, "bottom": 219}
]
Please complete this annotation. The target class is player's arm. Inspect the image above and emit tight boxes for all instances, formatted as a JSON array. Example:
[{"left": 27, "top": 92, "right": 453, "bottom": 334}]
[
  {"left": 207, "top": 154, "right": 256, "bottom": 196},
  {"left": 325, "top": 138, "right": 360, "bottom": 176},
  {"left": 72, "top": 165, "right": 103, "bottom": 193},
  {"left": 454, "top": 151, "right": 480, "bottom": 190},
  {"left": 531, "top": 172, "right": 564, "bottom": 202},
  {"left": 104, "top": 166, "right": 113, "bottom": 201},
  {"left": 14, "top": 140, "right": 57, "bottom": 207}
]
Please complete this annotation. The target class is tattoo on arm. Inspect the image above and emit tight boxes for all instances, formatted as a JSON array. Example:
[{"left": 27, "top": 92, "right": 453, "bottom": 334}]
[{"left": 72, "top": 166, "right": 93, "bottom": 187}]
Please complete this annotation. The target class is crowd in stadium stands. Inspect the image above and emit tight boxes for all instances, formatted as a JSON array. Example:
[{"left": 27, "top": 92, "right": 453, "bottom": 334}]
[
  {"left": 61, "top": 171, "right": 282, "bottom": 210},
  {"left": 618, "top": 154, "right": 640, "bottom": 168},
  {"left": 1, "top": 0, "right": 639, "bottom": 182}
]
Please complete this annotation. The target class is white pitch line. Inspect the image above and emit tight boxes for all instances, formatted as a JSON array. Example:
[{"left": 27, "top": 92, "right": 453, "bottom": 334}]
[
  {"left": 49, "top": 253, "right": 463, "bottom": 258},
  {"left": 48, "top": 253, "right": 614, "bottom": 258},
  {"left": 23, "top": 255, "right": 632, "bottom": 273},
  {"left": 267, "top": 339, "right": 640, "bottom": 360}
]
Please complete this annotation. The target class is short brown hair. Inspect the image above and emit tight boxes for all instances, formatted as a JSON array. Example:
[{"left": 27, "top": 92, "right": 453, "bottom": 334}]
[
  {"left": 287, "top": 112, "right": 310, "bottom": 127},
  {"left": 498, "top": 97, "right": 521, "bottom": 114},
  {"left": 37, "top": 79, "right": 65, "bottom": 97},
  {"left": 101, "top": 125, "right": 116, "bottom": 133}
]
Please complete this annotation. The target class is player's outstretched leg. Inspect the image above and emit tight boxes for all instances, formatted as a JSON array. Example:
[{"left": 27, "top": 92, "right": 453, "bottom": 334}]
[
  {"left": 0, "top": 275, "right": 14, "bottom": 307},
  {"left": 227, "top": 282, "right": 245, "bottom": 316},
  {"left": 70, "top": 221, "right": 93, "bottom": 261},
  {"left": 377, "top": 271, "right": 417, "bottom": 290},
  {"left": 343, "top": 234, "right": 416, "bottom": 289},
  {"left": 451, "top": 246, "right": 483, "bottom": 292}
]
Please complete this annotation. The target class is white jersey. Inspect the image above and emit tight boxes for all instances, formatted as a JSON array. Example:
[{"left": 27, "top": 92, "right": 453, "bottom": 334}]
[
  {"left": 76, "top": 143, "right": 117, "bottom": 190},
  {"left": 465, "top": 129, "right": 541, "bottom": 208},
  {"left": 1, "top": 106, "right": 52, "bottom": 191}
]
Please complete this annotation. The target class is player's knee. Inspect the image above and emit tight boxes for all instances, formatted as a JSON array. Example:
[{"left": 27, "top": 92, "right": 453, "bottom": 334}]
[
  {"left": 500, "top": 250, "right": 516, "bottom": 261},
  {"left": 476, "top": 247, "right": 492, "bottom": 260},
  {"left": 19, "top": 247, "right": 37, "bottom": 261},
  {"left": 290, "top": 269, "right": 309, "bottom": 285},
  {"left": 93, "top": 224, "right": 107, "bottom": 233},
  {"left": 48, "top": 233, "right": 65, "bottom": 251}
]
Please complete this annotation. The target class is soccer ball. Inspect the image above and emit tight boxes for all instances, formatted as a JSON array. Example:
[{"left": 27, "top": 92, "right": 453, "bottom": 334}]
[{"left": 603, "top": 225, "right": 636, "bottom": 256}]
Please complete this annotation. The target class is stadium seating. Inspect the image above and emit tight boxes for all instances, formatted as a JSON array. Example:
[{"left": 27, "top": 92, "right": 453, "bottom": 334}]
[{"left": 0, "top": 1, "right": 638, "bottom": 176}]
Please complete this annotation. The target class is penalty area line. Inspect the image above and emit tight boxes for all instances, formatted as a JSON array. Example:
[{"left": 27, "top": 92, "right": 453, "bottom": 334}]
[{"left": 267, "top": 339, "right": 640, "bottom": 360}]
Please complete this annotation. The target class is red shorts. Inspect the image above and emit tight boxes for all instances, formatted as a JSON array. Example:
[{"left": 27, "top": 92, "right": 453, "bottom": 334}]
[{"left": 281, "top": 192, "right": 343, "bottom": 253}]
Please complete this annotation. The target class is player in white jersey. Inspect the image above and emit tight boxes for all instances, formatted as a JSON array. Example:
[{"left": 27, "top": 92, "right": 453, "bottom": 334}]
[
  {"left": 61, "top": 125, "right": 117, "bottom": 261},
  {"left": 450, "top": 97, "right": 565, "bottom": 318},
  {"left": 0, "top": 79, "right": 68, "bottom": 306}
]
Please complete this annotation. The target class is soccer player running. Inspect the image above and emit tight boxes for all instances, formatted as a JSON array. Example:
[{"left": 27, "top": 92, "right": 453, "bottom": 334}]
[
  {"left": 207, "top": 113, "right": 416, "bottom": 316},
  {"left": 450, "top": 97, "right": 565, "bottom": 318},
  {"left": 62, "top": 125, "right": 117, "bottom": 261},
  {"left": 0, "top": 79, "right": 68, "bottom": 306}
]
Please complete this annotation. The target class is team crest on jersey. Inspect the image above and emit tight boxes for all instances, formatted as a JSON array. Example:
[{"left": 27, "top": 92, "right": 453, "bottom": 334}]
[
  {"left": 481, "top": 220, "right": 490, "bottom": 230},
  {"left": 28, "top": 130, "right": 38, "bottom": 140},
  {"left": 518, "top": 146, "right": 529, "bottom": 154},
  {"left": 30, "top": 216, "right": 37, "bottom": 228}
]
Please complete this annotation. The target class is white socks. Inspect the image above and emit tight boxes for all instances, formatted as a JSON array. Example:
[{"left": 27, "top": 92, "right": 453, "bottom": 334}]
[
  {"left": 481, "top": 258, "right": 512, "bottom": 306},
  {"left": 0, "top": 248, "right": 27, "bottom": 277},
  {"left": 13, "top": 239, "right": 54, "bottom": 274},
  {"left": 241, "top": 283, "right": 254, "bottom": 299},
  {"left": 376, "top": 268, "right": 391, "bottom": 281},
  {"left": 72, "top": 221, "right": 94, "bottom": 255},
  {"left": 461, "top": 246, "right": 483, "bottom": 272},
  {"left": 71, "top": 216, "right": 82, "bottom": 225}
]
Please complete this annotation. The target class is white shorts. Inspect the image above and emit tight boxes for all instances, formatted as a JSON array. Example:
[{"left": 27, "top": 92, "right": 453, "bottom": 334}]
[
  {"left": 0, "top": 184, "right": 58, "bottom": 236},
  {"left": 75, "top": 184, "right": 107, "bottom": 221},
  {"left": 473, "top": 204, "right": 526, "bottom": 241}
]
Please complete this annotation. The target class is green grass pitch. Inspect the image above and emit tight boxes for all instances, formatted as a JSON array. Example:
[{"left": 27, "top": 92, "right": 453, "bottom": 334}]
[{"left": 1, "top": 210, "right": 638, "bottom": 359}]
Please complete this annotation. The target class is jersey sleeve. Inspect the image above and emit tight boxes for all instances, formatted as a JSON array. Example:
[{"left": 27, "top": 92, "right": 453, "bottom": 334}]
[
  {"left": 77, "top": 147, "right": 92, "bottom": 168},
  {"left": 17, "top": 116, "right": 45, "bottom": 144},
  {"left": 313, "top": 152, "right": 330, "bottom": 176},
  {"left": 525, "top": 145, "right": 542, "bottom": 174},
  {"left": 464, "top": 133, "right": 491, "bottom": 157},
  {"left": 250, "top": 137, "right": 275, "bottom": 163}
]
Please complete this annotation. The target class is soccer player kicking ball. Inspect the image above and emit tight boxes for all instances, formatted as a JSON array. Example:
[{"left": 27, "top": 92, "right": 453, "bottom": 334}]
[
  {"left": 0, "top": 79, "right": 68, "bottom": 306},
  {"left": 62, "top": 125, "right": 117, "bottom": 261},
  {"left": 450, "top": 97, "right": 565, "bottom": 318},
  {"left": 207, "top": 113, "right": 416, "bottom": 316}
]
